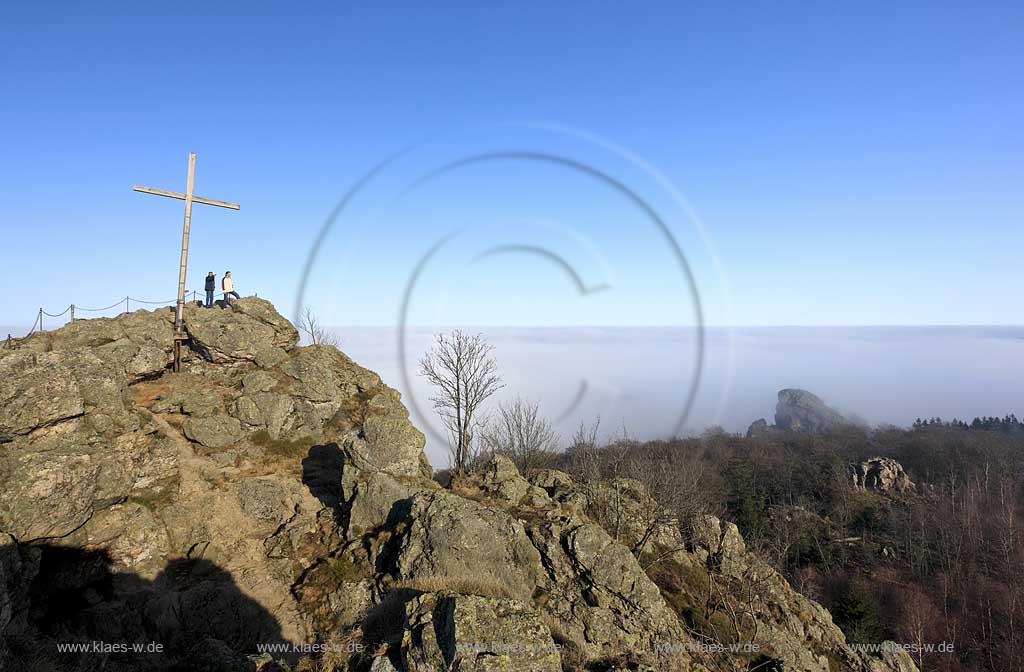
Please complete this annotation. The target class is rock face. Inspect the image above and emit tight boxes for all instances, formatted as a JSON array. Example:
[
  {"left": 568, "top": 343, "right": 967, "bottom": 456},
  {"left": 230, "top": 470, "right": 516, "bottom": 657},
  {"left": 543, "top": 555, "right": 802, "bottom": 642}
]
[
  {"left": 0, "top": 299, "right": 427, "bottom": 670},
  {"left": 0, "top": 301, "right": 916, "bottom": 672},
  {"left": 849, "top": 457, "right": 915, "bottom": 494},
  {"left": 401, "top": 592, "right": 561, "bottom": 672},
  {"left": 775, "top": 388, "right": 853, "bottom": 434},
  {"left": 746, "top": 417, "right": 770, "bottom": 437}
]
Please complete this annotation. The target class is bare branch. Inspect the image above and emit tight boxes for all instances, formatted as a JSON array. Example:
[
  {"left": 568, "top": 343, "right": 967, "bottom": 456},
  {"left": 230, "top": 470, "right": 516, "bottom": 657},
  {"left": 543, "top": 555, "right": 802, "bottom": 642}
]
[
  {"left": 299, "top": 306, "right": 340, "bottom": 347},
  {"left": 419, "top": 330, "right": 504, "bottom": 472}
]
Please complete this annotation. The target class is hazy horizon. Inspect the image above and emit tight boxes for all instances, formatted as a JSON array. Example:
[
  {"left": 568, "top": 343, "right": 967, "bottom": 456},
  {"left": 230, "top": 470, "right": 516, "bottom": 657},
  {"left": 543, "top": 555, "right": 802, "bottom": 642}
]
[
  {"left": 333, "top": 324, "right": 1024, "bottom": 466},
  {"left": 7, "top": 317, "right": 1021, "bottom": 467}
]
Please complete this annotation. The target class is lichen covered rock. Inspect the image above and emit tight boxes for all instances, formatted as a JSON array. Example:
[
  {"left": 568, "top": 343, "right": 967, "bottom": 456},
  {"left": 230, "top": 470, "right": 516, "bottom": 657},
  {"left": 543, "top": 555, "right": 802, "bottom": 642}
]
[{"left": 402, "top": 592, "right": 561, "bottom": 671}]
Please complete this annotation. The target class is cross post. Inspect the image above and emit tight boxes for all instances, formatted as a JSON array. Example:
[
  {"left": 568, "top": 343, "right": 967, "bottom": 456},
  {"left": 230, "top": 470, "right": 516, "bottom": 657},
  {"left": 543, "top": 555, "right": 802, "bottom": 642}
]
[{"left": 133, "top": 152, "right": 240, "bottom": 371}]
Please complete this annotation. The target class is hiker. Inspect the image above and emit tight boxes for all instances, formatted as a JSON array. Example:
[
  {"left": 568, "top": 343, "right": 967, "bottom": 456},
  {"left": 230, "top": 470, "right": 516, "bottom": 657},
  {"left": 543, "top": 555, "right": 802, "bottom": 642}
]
[
  {"left": 204, "top": 272, "right": 216, "bottom": 307},
  {"left": 222, "top": 271, "right": 241, "bottom": 302}
]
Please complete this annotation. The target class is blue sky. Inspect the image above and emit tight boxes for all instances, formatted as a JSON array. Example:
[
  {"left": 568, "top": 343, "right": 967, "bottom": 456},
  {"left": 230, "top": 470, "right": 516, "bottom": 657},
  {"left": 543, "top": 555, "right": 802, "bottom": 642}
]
[{"left": 1, "top": 1, "right": 1021, "bottom": 328}]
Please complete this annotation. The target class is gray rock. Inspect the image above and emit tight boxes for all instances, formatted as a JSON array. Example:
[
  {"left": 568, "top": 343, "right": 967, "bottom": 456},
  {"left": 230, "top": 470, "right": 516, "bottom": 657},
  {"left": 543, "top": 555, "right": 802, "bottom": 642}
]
[
  {"left": 241, "top": 370, "right": 279, "bottom": 394},
  {"left": 0, "top": 351, "right": 87, "bottom": 436},
  {"left": 775, "top": 388, "right": 853, "bottom": 434},
  {"left": 401, "top": 592, "right": 562, "bottom": 672},
  {"left": 341, "top": 464, "right": 433, "bottom": 537},
  {"left": 236, "top": 478, "right": 289, "bottom": 524},
  {"left": 369, "top": 654, "right": 401, "bottom": 672},
  {"left": 254, "top": 346, "right": 289, "bottom": 369},
  {"left": 746, "top": 417, "right": 770, "bottom": 437},
  {"left": 183, "top": 297, "right": 298, "bottom": 363},
  {"left": 151, "top": 377, "right": 222, "bottom": 416},
  {"left": 849, "top": 457, "right": 915, "bottom": 494},
  {"left": 480, "top": 455, "right": 550, "bottom": 506},
  {"left": 526, "top": 468, "right": 575, "bottom": 493},
  {"left": 527, "top": 469, "right": 586, "bottom": 513},
  {"left": 386, "top": 491, "right": 545, "bottom": 606},
  {"left": 183, "top": 414, "right": 243, "bottom": 448},
  {"left": 690, "top": 514, "right": 747, "bottom": 576}
]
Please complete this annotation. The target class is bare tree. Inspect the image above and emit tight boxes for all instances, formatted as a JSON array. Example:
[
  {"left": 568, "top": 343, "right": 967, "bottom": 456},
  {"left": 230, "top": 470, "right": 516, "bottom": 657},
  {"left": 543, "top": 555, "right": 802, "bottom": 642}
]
[
  {"left": 419, "top": 330, "right": 504, "bottom": 472},
  {"left": 478, "top": 396, "right": 559, "bottom": 472},
  {"left": 299, "top": 306, "right": 339, "bottom": 347}
]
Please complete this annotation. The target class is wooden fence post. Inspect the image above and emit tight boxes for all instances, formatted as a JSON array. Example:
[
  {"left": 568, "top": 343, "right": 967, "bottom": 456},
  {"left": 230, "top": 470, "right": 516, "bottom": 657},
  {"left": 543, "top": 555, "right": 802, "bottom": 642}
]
[{"left": 70, "top": 304, "right": 75, "bottom": 322}]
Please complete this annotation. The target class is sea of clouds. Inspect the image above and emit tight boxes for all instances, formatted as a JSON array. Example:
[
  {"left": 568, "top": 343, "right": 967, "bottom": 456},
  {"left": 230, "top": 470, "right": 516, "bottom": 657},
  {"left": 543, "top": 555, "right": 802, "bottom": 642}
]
[
  {"left": 337, "top": 326, "right": 1024, "bottom": 466},
  {"left": 6, "top": 322, "right": 1020, "bottom": 468}
]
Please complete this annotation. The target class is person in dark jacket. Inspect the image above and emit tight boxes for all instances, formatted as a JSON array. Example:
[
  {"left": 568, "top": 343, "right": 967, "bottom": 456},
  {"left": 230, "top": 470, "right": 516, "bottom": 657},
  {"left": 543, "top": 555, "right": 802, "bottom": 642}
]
[{"left": 204, "top": 272, "right": 216, "bottom": 307}]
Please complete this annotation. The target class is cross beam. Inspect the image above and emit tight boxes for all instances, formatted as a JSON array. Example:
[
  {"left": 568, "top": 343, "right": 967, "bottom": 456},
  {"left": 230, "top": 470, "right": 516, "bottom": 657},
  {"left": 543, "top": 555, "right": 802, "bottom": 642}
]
[
  {"left": 134, "top": 152, "right": 240, "bottom": 371},
  {"left": 132, "top": 185, "right": 240, "bottom": 210}
]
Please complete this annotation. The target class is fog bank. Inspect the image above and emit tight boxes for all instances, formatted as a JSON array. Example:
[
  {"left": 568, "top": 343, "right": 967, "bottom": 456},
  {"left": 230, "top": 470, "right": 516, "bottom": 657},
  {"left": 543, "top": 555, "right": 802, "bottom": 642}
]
[{"left": 336, "top": 326, "right": 1024, "bottom": 467}]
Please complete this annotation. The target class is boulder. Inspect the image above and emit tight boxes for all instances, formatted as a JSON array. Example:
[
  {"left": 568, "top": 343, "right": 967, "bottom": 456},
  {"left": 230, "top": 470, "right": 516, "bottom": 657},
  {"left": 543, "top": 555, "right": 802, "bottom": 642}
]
[
  {"left": 183, "top": 297, "right": 298, "bottom": 363},
  {"left": 385, "top": 491, "right": 545, "bottom": 606},
  {"left": 527, "top": 469, "right": 587, "bottom": 513},
  {"left": 341, "top": 463, "right": 435, "bottom": 537},
  {"left": 690, "top": 514, "right": 747, "bottom": 576},
  {"left": 479, "top": 455, "right": 550, "bottom": 507},
  {"left": 525, "top": 516, "right": 689, "bottom": 664},
  {"left": 526, "top": 468, "right": 575, "bottom": 493},
  {"left": 183, "top": 415, "right": 243, "bottom": 448},
  {"left": 849, "top": 457, "right": 915, "bottom": 494},
  {"left": 401, "top": 592, "right": 561, "bottom": 672}
]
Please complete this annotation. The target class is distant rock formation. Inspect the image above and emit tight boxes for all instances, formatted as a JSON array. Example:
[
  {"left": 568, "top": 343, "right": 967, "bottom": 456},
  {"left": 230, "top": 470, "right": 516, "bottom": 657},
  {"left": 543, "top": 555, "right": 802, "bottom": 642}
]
[
  {"left": 746, "top": 418, "right": 770, "bottom": 437},
  {"left": 746, "top": 389, "right": 860, "bottom": 436},
  {"left": 775, "top": 388, "right": 854, "bottom": 434},
  {"left": 849, "top": 457, "right": 915, "bottom": 495}
]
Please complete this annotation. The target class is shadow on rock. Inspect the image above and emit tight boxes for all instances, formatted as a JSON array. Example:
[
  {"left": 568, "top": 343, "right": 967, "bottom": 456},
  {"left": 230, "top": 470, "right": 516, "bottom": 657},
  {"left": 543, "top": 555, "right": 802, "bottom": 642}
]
[
  {"left": 2, "top": 542, "right": 289, "bottom": 671},
  {"left": 301, "top": 443, "right": 347, "bottom": 512}
]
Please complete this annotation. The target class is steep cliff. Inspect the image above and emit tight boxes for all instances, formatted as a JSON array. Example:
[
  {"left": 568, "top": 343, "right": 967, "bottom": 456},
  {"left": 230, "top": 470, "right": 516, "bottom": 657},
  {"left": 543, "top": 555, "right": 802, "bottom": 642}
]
[{"left": 0, "top": 300, "right": 916, "bottom": 672}]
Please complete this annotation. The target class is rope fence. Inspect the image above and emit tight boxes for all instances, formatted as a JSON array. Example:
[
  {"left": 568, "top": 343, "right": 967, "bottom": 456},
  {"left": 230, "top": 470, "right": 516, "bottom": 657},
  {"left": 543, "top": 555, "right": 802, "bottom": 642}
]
[{"left": 5, "top": 290, "right": 209, "bottom": 345}]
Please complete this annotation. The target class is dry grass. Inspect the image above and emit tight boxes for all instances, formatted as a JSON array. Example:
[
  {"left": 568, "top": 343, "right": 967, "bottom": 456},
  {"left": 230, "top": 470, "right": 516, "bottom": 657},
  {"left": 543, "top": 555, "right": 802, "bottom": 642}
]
[
  {"left": 251, "top": 430, "right": 316, "bottom": 460},
  {"left": 394, "top": 574, "right": 513, "bottom": 599},
  {"left": 292, "top": 627, "right": 368, "bottom": 672},
  {"left": 539, "top": 613, "right": 586, "bottom": 671},
  {"left": 449, "top": 472, "right": 487, "bottom": 499}
]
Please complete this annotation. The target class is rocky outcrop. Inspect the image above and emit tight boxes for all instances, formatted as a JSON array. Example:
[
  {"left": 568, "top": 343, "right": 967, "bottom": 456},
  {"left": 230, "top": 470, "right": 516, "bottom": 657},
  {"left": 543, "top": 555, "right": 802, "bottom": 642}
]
[
  {"left": 746, "top": 417, "right": 770, "bottom": 437},
  {"left": 775, "top": 388, "right": 854, "bottom": 434},
  {"left": 0, "top": 299, "right": 427, "bottom": 670},
  {"left": 848, "top": 457, "right": 915, "bottom": 494},
  {"left": 0, "top": 301, "right": 918, "bottom": 672},
  {"left": 183, "top": 298, "right": 297, "bottom": 365},
  {"left": 401, "top": 592, "right": 561, "bottom": 671}
]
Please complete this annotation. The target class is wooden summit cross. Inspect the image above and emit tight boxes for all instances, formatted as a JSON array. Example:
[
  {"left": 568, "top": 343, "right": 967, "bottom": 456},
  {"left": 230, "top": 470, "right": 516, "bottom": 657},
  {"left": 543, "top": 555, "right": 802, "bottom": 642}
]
[{"left": 133, "top": 152, "right": 240, "bottom": 372}]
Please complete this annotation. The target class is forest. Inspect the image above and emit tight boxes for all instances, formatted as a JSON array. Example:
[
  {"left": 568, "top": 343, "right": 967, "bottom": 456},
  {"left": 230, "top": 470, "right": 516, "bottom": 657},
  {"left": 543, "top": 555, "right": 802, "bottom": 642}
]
[{"left": 475, "top": 404, "right": 1024, "bottom": 672}]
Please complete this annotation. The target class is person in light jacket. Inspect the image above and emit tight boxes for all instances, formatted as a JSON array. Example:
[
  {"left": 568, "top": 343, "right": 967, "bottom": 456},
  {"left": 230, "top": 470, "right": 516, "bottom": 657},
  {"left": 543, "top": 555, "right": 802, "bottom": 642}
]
[
  {"left": 204, "top": 272, "right": 216, "bottom": 308},
  {"left": 222, "top": 271, "right": 240, "bottom": 301}
]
